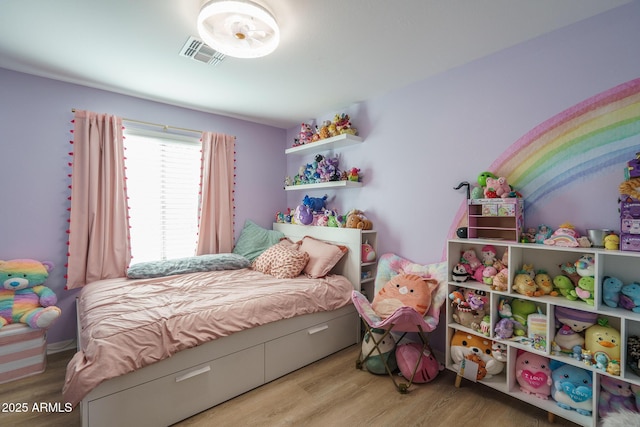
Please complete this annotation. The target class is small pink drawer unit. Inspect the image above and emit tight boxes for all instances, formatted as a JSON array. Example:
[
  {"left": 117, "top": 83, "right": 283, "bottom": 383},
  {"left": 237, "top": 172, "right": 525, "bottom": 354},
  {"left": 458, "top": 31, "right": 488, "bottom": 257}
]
[{"left": 0, "top": 324, "right": 46, "bottom": 384}]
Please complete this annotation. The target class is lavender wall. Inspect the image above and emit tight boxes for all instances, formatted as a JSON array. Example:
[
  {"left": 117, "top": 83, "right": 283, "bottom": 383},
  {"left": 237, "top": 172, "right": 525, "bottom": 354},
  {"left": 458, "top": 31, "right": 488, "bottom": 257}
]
[
  {"left": 0, "top": 69, "right": 286, "bottom": 346},
  {"left": 287, "top": 2, "right": 640, "bottom": 352}
]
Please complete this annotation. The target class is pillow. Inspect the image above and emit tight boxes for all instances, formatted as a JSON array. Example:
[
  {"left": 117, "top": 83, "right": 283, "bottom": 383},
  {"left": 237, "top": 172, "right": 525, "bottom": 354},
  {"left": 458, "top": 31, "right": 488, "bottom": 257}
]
[
  {"left": 298, "top": 236, "right": 347, "bottom": 278},
  {"left": 232, "top": 220, "right": 285, "bottom": 262},
  {"left": 371, "top": 273, "right": 439, "bottom": 319},
  {"left": 252, "top": 242, "right": 309, "bottom": 279},
  {"left": 127, "top": 253, "right": 250, "bottom": 279},
  {"left": 374, "top": 253, "right": 448, "bottom": 329}
]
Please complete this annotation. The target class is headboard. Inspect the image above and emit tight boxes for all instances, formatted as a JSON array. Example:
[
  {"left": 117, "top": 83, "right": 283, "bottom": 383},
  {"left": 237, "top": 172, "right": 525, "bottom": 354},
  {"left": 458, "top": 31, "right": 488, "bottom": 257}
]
[{"left": 273, "top": 223, "right": 362, "bottom": 290}]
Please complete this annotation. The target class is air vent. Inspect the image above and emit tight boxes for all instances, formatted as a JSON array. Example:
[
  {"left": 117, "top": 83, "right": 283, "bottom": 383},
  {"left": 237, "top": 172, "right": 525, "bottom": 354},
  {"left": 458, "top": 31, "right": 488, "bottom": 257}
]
[{"left": 179, "top": 36, "right": 226, "bottom": 66}]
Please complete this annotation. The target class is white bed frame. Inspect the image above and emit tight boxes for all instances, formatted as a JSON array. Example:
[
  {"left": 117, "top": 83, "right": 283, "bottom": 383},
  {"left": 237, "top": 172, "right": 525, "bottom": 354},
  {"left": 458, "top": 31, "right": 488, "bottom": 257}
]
[{"left": 76, "top": 224, "right": 362, "bottom": 427}]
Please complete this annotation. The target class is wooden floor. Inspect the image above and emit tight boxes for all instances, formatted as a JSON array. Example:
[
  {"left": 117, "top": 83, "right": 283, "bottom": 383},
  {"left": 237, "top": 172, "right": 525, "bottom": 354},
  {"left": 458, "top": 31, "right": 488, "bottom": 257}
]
[{"left": 0, "top": 345, "right": 581, "bottom": 427}]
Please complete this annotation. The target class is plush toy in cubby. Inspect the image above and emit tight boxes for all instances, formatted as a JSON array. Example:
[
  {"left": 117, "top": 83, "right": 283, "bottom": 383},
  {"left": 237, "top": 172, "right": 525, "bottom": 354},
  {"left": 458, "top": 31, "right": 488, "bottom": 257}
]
[
  {"left": 550, "top": 361, "right": 593, "bottom": 416},
  {"left": 515, "top": 350, "right": 552, "bottom": 400},
  {"left": 552, "top": 306, "right": 597, "bottom": 356}
]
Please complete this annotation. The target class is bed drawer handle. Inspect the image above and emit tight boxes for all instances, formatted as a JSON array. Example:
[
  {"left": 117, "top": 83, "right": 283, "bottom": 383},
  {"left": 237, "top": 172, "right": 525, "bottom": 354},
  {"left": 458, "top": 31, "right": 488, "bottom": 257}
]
[
  {"left": 308, "top": 324, "right": 329, "bottom": 335},
  {"left": 175, "top": 365, "right": 211, "bottom": 383}
]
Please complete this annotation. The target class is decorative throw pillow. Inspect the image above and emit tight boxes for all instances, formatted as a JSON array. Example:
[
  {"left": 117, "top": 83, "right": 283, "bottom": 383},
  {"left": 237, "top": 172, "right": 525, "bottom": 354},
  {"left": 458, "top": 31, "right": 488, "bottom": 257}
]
[
  {"left": 232, "top": 220, "right": 285, "bottom": 262},
  {"left": 252, "top": 242, "right": 309, "bottom": 279},
  {"left": 127, "top": 253, "right": 251, "bottom": 279},
  {"left": 371, "top": 273, "right": 439, "bottom": 319},
  {"left": 298, "top": 236, "right": 347, "bottom": 278}
]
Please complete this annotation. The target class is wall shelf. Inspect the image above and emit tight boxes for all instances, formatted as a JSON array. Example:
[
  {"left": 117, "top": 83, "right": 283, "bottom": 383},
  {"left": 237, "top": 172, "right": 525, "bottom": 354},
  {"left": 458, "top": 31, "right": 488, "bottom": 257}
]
[
  {"left": 285, "top": 181, "right": 362, "bottom": 191},
  {"left": 285, "top": 133, "right": 363, "bottom": 155}
]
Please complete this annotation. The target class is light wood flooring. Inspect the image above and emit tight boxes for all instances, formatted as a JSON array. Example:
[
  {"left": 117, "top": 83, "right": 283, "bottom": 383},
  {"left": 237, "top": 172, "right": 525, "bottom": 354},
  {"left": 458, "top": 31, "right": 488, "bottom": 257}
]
[{"left": 0, "top": 345, "right": 581, "bottom": 427}]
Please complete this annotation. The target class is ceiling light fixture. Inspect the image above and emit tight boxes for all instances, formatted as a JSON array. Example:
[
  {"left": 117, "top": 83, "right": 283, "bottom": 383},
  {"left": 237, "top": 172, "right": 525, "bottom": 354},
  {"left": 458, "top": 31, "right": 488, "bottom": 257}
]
[{"left": 197, "top": 0, "right": 280, "bottom": 59}]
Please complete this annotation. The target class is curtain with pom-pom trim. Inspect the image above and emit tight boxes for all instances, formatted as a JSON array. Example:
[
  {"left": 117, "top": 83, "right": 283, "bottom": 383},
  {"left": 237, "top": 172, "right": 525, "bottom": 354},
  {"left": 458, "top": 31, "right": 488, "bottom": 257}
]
[{"left": 66, "top": 110, "right": 131, "bottom": 289}]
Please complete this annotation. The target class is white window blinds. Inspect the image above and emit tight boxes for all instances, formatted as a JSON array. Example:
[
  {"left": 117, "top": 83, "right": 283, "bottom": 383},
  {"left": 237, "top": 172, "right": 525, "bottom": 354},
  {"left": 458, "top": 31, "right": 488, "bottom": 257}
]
[{"left": 123, "top": 129, "right": 201, "bottom": 263}]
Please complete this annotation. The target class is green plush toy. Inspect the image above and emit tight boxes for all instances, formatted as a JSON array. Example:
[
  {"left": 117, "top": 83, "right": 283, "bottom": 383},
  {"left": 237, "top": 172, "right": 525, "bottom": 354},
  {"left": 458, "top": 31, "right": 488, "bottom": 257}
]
[
  {"left": 511, "top": 299, "right": 537, "bottom": 336},
  {"left": 553, "top": 275, "right": 578, "bottom": 301}
]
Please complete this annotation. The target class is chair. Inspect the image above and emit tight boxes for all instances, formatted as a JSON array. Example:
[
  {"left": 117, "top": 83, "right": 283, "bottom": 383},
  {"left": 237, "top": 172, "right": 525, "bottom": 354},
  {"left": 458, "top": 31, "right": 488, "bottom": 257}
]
[{"left": 352, "top": 253, "right": 448, "bottom": 393}]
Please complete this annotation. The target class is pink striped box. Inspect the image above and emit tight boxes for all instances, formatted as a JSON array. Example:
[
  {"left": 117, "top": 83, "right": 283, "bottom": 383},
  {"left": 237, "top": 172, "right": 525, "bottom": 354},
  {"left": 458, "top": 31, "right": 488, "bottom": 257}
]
[{"left": 0, "top": 324, "right": 46, "bottom": 384}]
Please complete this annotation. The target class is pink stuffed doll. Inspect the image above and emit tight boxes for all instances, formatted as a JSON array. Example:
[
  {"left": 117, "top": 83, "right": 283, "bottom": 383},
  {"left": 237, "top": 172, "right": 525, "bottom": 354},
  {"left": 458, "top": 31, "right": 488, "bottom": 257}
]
[
  {"left": 484, "top": 177, "right": 511, "bottom": 198},
  {"left": 0, "top": 259, "right": 61, "bottom": 330},
  {"left": 516, "top": 350, "right": 552, "bottom": 399}
]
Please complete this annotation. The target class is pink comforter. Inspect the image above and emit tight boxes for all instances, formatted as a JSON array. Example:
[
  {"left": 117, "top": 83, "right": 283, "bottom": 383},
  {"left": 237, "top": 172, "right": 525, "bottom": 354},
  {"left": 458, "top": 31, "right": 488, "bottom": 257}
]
[{"left": 62, "top": 268, "right": 352, "bottom": 406}]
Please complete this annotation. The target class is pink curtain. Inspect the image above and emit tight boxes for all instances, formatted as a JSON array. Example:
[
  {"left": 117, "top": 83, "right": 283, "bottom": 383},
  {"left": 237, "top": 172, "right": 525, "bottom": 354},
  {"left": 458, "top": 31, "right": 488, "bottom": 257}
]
[
  {"left": 66, "top": 110, "right": 131, "bottom": 289},
  {"left": 196, "top": 132, "right": 235, "bottom": 254}
]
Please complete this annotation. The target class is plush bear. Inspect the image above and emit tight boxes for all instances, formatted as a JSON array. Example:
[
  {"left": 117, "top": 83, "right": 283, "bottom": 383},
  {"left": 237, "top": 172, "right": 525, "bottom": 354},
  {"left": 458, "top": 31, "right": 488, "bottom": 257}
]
[
  {"left": 484, "top": 176, "right": 511, "bottom": 198},
  {"left": 0, "top": 259, "right": 61, "bottom": 330},
  {"left": 345, "top": 210, "right": 373, "bottom": 230},
  {"left": 372, "top": 273, "right": 439, "bottom": 319}
]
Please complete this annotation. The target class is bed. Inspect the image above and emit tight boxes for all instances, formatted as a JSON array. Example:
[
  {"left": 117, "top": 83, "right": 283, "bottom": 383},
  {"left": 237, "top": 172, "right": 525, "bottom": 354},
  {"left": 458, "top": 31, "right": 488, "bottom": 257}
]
[{"left": 63, "top": 223, "right": 362, "bottom": 427}]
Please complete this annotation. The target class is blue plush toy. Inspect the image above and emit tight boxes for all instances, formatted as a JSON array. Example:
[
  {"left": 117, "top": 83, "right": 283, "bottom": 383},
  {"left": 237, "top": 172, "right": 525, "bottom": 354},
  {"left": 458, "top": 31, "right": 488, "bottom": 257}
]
[
  {"left": 620, "top": 282, "right": 640, "bottom": 312},
  {"left": 602, "top": 276, "right": 623, "bottom": 308},
  {"left": 551, "top": 362, "right": 593, "bottom": 416},
  {"left": 302, "top": 194, "right": 328, "bottom": 213}
]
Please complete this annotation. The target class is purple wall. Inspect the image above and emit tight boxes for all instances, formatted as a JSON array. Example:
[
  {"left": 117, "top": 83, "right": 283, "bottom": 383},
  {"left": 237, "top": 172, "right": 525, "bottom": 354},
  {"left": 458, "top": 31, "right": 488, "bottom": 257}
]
[
  {"left": 286, "top": 2, "right": 640, "bottom": 351},
  {"left": 0, "top": 70, "right": 286, "bottom": 345}
]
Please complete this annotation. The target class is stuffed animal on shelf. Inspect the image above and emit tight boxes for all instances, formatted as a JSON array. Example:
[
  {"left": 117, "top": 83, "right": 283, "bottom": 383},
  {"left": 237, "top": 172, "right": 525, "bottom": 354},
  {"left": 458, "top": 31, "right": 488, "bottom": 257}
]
[
  {"left": 575, "top": 254, "right": 595, "bottom": 278},
  {"left": 553, "top": 275, "right": 578, "bottom": 301},
  {"left": 345, "top": 209, "right": 373, "bottom": 230},
  {"left": 534, "top": 270, "right": 557, "bottom": 296},
  {"left": 551, "top": 362, "right": 593, "bottom": 416},
  {"left": 602, "top": 276, "right": 624, "bottom": 308},
  {"left": 451, "top": 263, "right": 471, "bottom": 283},
  {"left": 553, "top": 306, "right": 597, "bottom": 354},
  {"left": 0, "top": 259, "right": 61, "bottom": 330},
  {"left": 576, "top": 276, "right": 595, "bottom": 305},
  {"left": 372, "top": 273, "right": 439, "bottom": 319},
  {"left": 450, "top": 331, "right": 504, "bottom": 379},
  {"left": 598, "top": 376, "right": 637, "bottom": 418},
  {"left": 480, "top": 245, "right": 497, "bottom": 266},
  {"left": 515, "top": 350, "right": 552, "bottom": 400},
  {"left": 491, "top": 268, "right": 509, "bottom": 291},
  {"left": 361, "top": 241, "right": 376, "bottom": 263},
  {"left": 511, "top": 299, "right": 537, "bottom": 336},
  {"left": 604, "top": 234, "right": 620, "bottom": 250},
  {"left": 620, "top": 282, "right": 640, "bottom": 312},
  {"left": 361, "top": 328, "right": 397, "bottom": 375},
  {"left": 484, "top": 176, "right": 511, "bottom": 198},
  {"left": 460, "top": 249, "right": 482, "bottom": 273},
  {"left": 512, "top": 271, "right": 539, "bottom": 297},
  {"left": 302, "top": 194, "right": 329, "bottom": 213},
  {"left": 558, "top": 261, "right": 581, "bottom": 287},
  {"left": 585, "top": 318, "right": 621, "bottom": 367},
  {"left": 294, "top": 204, "right": 313, "bottom": 225}
]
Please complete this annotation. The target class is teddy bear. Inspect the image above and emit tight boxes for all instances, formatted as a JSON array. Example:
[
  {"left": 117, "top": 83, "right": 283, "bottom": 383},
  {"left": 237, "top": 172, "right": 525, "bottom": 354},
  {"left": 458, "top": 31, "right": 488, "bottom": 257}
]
[
  {"left": 0, "top": 259, "right": 61, "bottom": 330},
  {"left": 484, "top": 176, "right": 511, "bottom": 198},
  {"left": 345, "top": 209, "right": 373, "bottom": 230}
]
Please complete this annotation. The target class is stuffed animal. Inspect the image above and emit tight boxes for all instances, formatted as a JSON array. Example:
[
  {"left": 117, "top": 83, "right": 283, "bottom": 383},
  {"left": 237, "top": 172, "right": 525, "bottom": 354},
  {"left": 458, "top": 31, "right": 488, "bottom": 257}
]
[
  {"left": 345, "top": 209, "right": 373, "bottom": 230},
  {"left": 585, "top": 318, "right": 621, "bottom": 366},
  {"left": 515, "top": 350, "right": 552, "bottom": 400},
  {"left": 553, "top": 306, "right": 597, "bottom": 354},
  {"left": 551, "top": 363, "right": 593, "bottom": 415},
  {"left": 372, "top": 273, "right": 439, "bottom": 319},
  {"left": 575, "top": 254, "right": 595, "bottom": 277},
  {"left": 598, "top": 376, "right": 636, "bottom": 418},
  {"left": 451, "top": 263, "right": 471, "bottom": 283},
  {"left": 576, "top": 276, "right": 595, "bottom": 305},
  {"left": 484, "top": 177, "right": 511, "bottom": 198},
  {"left": 395, "top": 342, "right": 442, "bottom": 383},
  {"left": 302, "top": 194, "right": 329, "bottom": 213},
  {"left": 460, "top": 249, "right": 482, "bottom": 273},
  {"left": 620, "top": 282, "right": 640, "bottom": 312},
  {"left": 450, "top": 331, "right": 504, "bottom": 379},
  {"left": 361, "top": 241, "right": 376, "bottom": 263},
  {"left": 534, "top": 270, "right": 556, "bottom": 296},
  {"left": 558, "top": 262, "right": 581, "bottom": 286},
  {"left": 492, "top": 268, "right": 509, "bottom": 291},
  {"left": 293, "top": 204, "right": 313, "bottom": 225},
  {"left": 512, "top": 272, "right": 538, "bottom": 297},
  {"left": 602, "top": 276, "right": 624, "bottom": 308},
  {"left": 0, "top": 259, "right": 61, "bottom": 330},
  {"left": 361, "top": 328, "right": 397, "bottom": 375},
  {"left": 604, "top": 234, "right": 620, "bottom": 250},
  {"left": 480, "top": 245, "right": 497, "bottom": 266},
  {"left": 553, "top": 275, "right": 578, "bottom": 301}
]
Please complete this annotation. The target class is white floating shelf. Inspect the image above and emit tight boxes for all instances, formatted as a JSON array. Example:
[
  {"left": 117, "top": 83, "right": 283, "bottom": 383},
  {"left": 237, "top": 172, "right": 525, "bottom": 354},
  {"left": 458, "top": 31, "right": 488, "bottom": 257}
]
[
  {"left": 285, "top": 133, "right": 363, "bottom": 155},
  {"left": 284, "top": 181, "right": 362, "bottom": 191}
]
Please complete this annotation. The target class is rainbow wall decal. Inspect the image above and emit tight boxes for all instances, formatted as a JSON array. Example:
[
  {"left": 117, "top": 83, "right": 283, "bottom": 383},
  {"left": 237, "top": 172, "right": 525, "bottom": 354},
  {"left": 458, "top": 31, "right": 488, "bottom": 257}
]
[{"left": 450, "top": 77, "right": 640, "bottom": 238}]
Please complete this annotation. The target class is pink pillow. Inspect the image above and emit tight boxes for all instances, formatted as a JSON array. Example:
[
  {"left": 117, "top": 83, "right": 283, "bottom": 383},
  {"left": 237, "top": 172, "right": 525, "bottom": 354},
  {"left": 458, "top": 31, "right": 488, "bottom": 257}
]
[
  {"left": 298, "top": 236, "right": 347, "bottom": 278},
  {"left": 252, "top": 242, "right": 309, "bottom": 279}
]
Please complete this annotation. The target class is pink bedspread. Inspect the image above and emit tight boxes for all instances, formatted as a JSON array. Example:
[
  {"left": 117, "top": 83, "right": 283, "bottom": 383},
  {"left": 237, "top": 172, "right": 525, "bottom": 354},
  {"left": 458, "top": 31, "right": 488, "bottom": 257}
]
[{"left": 62, "top": 268, "right": 352, "bottom": 406}]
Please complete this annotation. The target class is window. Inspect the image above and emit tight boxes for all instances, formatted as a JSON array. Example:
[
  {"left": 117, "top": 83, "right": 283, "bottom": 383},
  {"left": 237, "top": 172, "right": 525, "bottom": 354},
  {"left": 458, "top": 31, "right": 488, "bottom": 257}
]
[{"left": 123, "top": 129, "right": 201, "bottom": 263}]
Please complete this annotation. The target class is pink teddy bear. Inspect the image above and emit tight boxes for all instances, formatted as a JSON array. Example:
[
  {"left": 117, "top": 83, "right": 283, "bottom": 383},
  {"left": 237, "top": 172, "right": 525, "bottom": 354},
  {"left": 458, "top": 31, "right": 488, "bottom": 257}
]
[{"left": 484, "top": 176, "right": 511, "bottom": 198}]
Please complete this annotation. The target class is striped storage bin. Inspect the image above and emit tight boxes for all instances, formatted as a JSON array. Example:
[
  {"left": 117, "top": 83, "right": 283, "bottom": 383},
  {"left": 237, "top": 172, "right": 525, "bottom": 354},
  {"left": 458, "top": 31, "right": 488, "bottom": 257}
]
[{"left": 0, "top": 324, "right": 46, "bottom": 384}]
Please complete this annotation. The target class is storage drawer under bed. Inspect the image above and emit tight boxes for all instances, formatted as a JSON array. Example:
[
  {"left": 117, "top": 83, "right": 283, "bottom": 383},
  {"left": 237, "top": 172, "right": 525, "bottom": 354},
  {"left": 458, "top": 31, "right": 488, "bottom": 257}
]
[
  {"left": 84, "top": 343, "right": 265, "bottom": 427},
  {"left": 265, "top": 310, "right": 358, "bottom": 382}
]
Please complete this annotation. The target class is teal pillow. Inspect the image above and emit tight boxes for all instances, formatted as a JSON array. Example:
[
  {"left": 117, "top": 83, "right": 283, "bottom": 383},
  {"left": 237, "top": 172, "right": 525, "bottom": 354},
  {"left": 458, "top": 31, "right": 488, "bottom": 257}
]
[
  {"left": 232, "top": 220, "right": 285, "bottom": 262},
  {"left": 127, "top": 253, "right": 250, "bottom": 279}
]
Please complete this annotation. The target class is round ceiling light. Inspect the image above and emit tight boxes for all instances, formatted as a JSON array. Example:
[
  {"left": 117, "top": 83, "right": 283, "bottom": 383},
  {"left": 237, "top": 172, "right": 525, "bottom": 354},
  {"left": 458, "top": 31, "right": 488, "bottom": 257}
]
[{"left": 197, "top": 0, "right": 280, "bottom": 59}]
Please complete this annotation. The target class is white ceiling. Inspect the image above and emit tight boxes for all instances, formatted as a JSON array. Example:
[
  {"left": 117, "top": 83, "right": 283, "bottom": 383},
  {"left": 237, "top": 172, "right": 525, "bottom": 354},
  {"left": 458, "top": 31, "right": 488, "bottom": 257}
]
[{"left": 0, "top": 0, "right": 631, "bottom": 128}]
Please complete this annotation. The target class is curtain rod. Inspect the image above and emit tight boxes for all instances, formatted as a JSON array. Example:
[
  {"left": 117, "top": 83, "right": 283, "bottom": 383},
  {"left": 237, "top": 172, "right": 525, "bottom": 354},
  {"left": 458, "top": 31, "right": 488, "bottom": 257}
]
[{"left": 71, "top": 108, "right": 203, "bottom": 135}]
